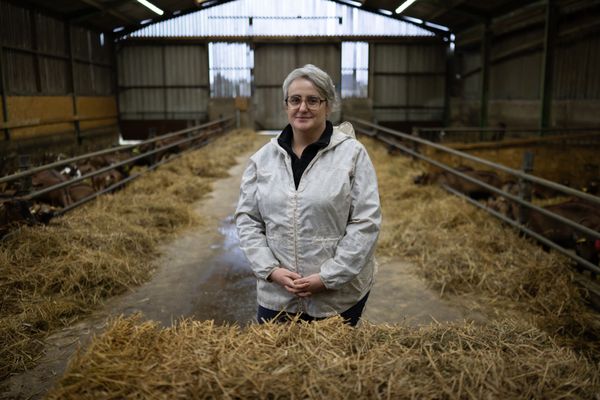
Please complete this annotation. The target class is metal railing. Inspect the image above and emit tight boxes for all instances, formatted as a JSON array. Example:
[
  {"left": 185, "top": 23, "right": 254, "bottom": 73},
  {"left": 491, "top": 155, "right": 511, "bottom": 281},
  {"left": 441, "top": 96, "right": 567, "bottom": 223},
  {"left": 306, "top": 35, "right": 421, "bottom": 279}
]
[
  {"left": 1, "top": 116, "right": 234, "bottom": 217},
  {"left": 349, "top": 117, "right": 600, "bottom": 276},
  {"left": 413, "top": 126, "right": 600, "bottom": 143}
]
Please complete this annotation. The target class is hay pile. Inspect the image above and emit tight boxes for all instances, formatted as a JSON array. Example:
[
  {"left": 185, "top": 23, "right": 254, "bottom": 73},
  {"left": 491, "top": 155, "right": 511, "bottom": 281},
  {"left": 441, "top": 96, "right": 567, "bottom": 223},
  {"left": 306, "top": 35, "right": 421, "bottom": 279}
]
[
  {"left": 0, "top": 129, "right": 257, "bottom": 379},
  {"left": 362, "top": 136, "right": 600, "bottom": 354},
  {"left": 47, "top": 315, "right": 600, "bottom": 399}
]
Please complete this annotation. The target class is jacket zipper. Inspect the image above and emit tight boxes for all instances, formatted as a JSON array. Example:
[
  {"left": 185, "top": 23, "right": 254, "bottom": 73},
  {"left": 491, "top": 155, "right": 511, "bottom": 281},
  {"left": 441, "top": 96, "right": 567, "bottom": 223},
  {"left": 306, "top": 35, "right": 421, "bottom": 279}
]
[
  {"left": 293, "top": 147, "right": 328, "bottom": 314},
  {"left": 276, "top": 136, "right": 348, "bottom": 314}
]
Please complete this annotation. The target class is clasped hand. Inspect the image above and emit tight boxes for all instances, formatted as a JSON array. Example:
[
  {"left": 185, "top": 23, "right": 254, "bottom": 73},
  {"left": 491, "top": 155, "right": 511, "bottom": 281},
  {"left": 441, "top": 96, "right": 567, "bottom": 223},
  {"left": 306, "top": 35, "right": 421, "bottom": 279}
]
[{"left": 268, "top": 268, "right": 326, "bottom": 297}]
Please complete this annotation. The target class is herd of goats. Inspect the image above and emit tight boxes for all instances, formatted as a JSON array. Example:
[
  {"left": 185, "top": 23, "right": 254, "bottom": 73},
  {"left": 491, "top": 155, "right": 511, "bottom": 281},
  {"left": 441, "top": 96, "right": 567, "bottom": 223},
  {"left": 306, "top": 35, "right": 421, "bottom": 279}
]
[
  {"left": 0, "top": 134, "right": 196, "bottom": 236},
  {"left": 1, "top": 137, "right": 599, "bottom": 270},
  {"left": 413, "top": 166, "right": 599, "bottom": 268}
]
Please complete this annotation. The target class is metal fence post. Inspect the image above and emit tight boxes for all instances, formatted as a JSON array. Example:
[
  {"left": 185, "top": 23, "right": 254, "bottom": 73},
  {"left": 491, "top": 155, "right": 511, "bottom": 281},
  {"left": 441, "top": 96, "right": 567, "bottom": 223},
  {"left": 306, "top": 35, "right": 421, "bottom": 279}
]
[
  {"left": 148, "top": 128, "right": 157, "bottom": 165},
  {"left": 18, "top": 154, "right": 32, "bottom": 192},
  {"left": 411, "top": 127, "right": 420, "bottom": 159},
  {"left": 518, "top": 151, "right": 534, "bottom": 224}
]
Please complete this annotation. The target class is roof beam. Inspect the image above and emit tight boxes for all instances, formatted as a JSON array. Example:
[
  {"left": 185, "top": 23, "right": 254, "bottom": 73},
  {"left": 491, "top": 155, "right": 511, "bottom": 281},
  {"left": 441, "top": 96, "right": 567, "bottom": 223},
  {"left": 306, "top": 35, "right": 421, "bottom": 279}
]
[
  {"left": 328, "top": 0, "right": 449, "bottom": 36},
  {"left": 76, "top": 0, "right": 136, "bottom": 25},
  {"left": 428, "top": 0, "right": 468, "bottom": 20},
  {"left": 68, "top": 0, "right": 133, "bottom": 23},
  {"left": 118, "top": 0, "right": 238, "bottom": 36}
]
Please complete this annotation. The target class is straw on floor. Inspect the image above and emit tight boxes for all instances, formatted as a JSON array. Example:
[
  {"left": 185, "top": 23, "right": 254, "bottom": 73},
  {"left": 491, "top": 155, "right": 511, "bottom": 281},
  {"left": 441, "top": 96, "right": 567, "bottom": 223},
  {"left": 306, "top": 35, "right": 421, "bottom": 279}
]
[
  {"left": 0, "top": 129, "right": 258, "bottom": 380},
  {"left": 47, "top": 315, "right": 600, "bottom": 399}
]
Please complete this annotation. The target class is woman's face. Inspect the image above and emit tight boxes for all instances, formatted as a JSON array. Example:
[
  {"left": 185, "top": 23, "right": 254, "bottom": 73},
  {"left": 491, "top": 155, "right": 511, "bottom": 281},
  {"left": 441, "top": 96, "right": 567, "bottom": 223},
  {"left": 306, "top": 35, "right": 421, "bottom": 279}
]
[{"left": 286, "top": 78, "right": 329, "bottom": 135}]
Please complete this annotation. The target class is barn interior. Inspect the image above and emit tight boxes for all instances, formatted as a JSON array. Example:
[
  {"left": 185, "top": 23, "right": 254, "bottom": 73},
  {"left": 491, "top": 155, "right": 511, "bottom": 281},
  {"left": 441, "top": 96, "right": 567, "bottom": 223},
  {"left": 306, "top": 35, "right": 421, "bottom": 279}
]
[{"left": 1, "top": 0, "right": 600, "bottom": 398}]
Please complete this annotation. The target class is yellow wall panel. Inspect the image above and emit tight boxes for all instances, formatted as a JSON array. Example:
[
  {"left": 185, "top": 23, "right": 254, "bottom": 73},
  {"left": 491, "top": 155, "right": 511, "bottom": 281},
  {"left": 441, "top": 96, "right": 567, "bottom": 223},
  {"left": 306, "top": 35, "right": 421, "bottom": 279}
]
[
  {"left": 8, "top": 96, "right": 74, "bottom": 140},
  {"left": 77, "top": 96, "right": 118, "bottom": 130}
]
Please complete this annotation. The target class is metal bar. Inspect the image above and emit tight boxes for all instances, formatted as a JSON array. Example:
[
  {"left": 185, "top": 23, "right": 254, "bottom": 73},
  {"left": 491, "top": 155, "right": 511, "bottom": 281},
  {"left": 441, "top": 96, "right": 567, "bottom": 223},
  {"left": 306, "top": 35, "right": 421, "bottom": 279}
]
[
  {"left": 118, "top": 85, "right": 210, "bottom": 90},
  {"left": 372, "top": 105, "right": 445, "bottom": 110},
  {"left": 418, "top": 126, "right": 600, "bottom": 133},
  {"left": 54, "top": 126, "right": 228, "bottom": 216},
  {"left": 440, "top": 184, "right": 600, "bottom": 275},
  {"left": 372, "top": 72, "right": 445, "bottom": 77},
  {"left": 369, "top": 132, "right": 600, "bottom": 241},
  {"left": 123, "top": 36, "right": 444, "bottom": 45},
  {"left": 0, "top": 117, "right": 233, "bottom": 184},
  {"left": 23, "top": 128, "right": 219, "bottom": 201},
  {"left": 55, "top": 172, "right": 141, "bottom": 215},
  {"left": 540, "top": 0, "right": 557, "bottom": 131},
  {"left": 349, "top": 117, "right": 600, "bottom": 207}
]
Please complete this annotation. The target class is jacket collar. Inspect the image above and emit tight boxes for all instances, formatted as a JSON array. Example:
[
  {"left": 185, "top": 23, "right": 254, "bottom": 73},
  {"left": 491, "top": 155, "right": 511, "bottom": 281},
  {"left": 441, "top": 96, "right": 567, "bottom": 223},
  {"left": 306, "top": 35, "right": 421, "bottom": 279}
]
[
  {"left": 271, "top": 121, "right": 352, "bottom": 156},
  {"left": 277, "top": 121, "right": 333, "bottom": 156}
]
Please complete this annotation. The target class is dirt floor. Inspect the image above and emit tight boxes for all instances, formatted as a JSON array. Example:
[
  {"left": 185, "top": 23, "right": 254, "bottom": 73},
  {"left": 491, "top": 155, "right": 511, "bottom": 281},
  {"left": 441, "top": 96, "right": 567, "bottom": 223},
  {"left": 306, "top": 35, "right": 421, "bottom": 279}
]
[{"left": 3, "top": 133, "right": 486, "bottom": 399}]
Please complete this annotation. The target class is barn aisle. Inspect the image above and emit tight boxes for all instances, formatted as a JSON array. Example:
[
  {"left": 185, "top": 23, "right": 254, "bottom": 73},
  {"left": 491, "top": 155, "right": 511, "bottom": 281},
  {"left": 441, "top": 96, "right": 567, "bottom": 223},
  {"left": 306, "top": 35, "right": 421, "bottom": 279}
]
[
  {"left": 4, "top": 136, "right": 267, "bottom": 398},
  {"left": 3, "top": 131, "right": 484, "bottom": 399}
]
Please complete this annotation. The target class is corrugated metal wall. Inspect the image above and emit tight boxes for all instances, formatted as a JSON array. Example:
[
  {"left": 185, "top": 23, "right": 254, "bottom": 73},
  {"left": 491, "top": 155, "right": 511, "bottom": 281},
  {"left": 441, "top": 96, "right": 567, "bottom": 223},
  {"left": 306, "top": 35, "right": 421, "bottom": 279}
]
[
  {"left": 129, "top": 0, "right": 433, "bottom": 38},
  {"left": 117, "top": 44, "right": 209, "bottom": 120},
  {"left": 554, "top": 34, "right": 600, "bottom": 99},
  {"left": 460, "top": 51, "right": 480, "bottom": 100},
  {"left": 458, "top": 5, "right": 600, "bottom": 104},
  {"left": 370, "top": 43, "right": 446, "bottom": 122},
  {"left": 253, "top": 43, "right": 341, "bottom": 129},
  {"left": 0, "top": 1, "right": 113, "bottom": 96}
]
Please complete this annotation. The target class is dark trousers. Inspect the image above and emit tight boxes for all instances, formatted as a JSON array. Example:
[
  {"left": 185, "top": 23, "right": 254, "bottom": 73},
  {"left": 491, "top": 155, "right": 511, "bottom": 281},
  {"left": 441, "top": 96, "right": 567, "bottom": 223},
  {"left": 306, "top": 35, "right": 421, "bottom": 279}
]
[{"left": 257, "top": 292, "right": 370, "bottom": 327}]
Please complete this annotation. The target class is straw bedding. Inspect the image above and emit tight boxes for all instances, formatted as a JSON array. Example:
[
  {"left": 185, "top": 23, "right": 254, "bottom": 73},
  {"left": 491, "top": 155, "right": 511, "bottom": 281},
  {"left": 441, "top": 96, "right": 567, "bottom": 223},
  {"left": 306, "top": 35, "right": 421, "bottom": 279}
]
[
  {"left": 361, "top": 136, "right": 600, "bottom": 355},
  {"left": 47, "top": 315, "right": 599, "bottom": 399},
  {"left": 0, "top": 129, "right": 257, "bottom": 380}
]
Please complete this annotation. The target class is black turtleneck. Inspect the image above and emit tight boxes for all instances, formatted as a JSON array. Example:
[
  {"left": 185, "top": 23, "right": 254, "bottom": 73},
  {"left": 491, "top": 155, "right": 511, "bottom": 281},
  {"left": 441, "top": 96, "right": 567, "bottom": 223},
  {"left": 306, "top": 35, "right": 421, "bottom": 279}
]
[{"left": 277, "top": 121, "right": 333, "bottom": 189}]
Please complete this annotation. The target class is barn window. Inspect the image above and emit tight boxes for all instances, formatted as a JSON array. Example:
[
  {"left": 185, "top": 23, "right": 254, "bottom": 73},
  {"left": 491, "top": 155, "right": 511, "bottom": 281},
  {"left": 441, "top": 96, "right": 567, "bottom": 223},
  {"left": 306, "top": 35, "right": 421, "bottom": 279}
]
[
  {"left": 342, "top": 42, "right": 368, "bottom": 98},
  {"left": 208, "top": 42, "right": 253, "bottom": 97}
]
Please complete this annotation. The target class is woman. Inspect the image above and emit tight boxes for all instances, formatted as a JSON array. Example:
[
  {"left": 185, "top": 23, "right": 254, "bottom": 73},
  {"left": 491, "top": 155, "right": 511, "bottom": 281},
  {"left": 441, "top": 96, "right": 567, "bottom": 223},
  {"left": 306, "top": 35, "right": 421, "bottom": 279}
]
[{"left": 235, "top": 64, "right": 381, "bottom": 326}]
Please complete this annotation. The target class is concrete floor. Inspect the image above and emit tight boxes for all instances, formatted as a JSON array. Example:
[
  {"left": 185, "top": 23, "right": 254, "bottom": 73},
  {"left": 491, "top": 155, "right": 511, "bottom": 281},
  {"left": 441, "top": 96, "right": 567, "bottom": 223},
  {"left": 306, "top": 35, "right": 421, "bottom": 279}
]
[{"left": 3, "top": 134, "right": 485, "bottom": 399}]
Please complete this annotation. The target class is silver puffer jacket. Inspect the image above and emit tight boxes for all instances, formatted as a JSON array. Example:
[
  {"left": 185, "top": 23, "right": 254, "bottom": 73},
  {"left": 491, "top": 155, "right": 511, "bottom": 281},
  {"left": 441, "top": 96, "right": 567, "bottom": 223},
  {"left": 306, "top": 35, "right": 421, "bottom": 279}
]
[{"left": 235, "top": 122, "right": 381, "bottom": 317}]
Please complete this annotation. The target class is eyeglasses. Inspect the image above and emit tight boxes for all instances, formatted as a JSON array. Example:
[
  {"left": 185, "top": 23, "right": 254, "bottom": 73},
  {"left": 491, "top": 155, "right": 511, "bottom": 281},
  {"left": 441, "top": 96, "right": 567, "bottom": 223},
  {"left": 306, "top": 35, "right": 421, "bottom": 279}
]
[{"left": 285, "top": 95, "right": 327, "bottom": 110}]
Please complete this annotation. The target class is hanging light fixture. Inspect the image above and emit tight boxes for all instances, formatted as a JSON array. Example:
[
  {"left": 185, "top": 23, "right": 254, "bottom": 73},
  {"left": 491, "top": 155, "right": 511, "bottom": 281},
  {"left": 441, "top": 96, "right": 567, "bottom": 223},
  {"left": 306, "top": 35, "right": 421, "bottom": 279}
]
[
  {"left": 395, "top": 0, "right": 419, "bottom": 14},
  {"left": 136, "top": 0, "right": 164, "bottom": 16}
]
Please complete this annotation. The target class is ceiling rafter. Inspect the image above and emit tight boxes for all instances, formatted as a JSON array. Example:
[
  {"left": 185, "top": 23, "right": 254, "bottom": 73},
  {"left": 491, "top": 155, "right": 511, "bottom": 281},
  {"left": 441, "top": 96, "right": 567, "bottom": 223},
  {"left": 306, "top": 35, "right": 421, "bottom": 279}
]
[
  {"left": 77, "top": 0, "right": 137, "bottom": 25},
  {"left": 68, "top": 0, "right": 134, "bottom": 23},
  {"left": 428, "top": 0, "right": 468, "bottom": 20}
]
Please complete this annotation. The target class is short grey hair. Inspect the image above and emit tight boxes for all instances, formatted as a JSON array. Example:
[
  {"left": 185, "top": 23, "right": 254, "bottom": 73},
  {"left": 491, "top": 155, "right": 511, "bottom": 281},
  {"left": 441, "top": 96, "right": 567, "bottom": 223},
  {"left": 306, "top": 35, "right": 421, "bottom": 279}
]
[{"left": 282, "top": 64, "right": 339, "bottom": 111}]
